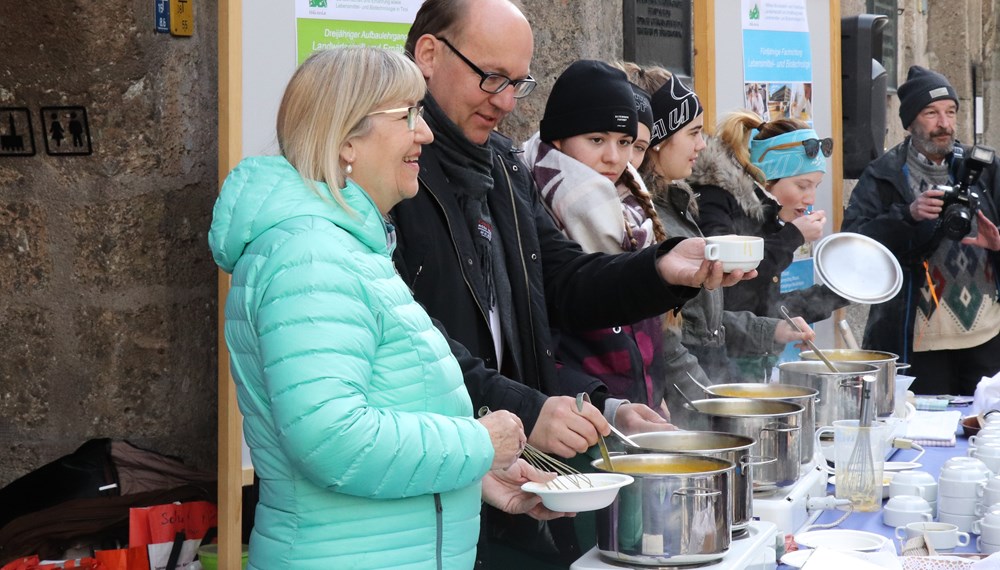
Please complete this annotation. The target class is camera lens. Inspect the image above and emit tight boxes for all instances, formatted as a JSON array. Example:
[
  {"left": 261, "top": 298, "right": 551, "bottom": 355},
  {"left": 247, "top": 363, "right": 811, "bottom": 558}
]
[{"left": 941, "top": 204, "right": 973, "bottom": 240}]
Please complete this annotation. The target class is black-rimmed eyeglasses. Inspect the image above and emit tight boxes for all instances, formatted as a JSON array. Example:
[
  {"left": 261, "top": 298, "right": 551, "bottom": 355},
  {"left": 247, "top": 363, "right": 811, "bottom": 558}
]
[
  {"left": 435, "top": 36, "right": 536, "bottom": 99},
  {"left": 366, "top": 105, "right": 424, "bottom": 131},
  {"left": 757, "top": 137, "right": 834, "bottom": 161}
]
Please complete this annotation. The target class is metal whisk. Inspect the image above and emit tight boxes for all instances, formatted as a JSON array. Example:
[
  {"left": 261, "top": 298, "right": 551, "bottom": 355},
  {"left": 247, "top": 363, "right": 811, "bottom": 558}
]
[
  {"left": 477, "top": 406, "right": 592, "bottom": 490},
  {"left": 841, "top": 376, "right": 879, "bottom": 510},
  {"left": 520, "top": 444, "right": 593, "bottom": 490}
]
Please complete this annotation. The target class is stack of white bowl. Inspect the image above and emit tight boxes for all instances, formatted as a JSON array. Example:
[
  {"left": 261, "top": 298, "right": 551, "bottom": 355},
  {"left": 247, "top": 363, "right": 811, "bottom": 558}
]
[
  {"left": 974, "top": 506, "right": 1000, "bottom": 553},
  {"left": 889, "top": 471, "right": 937, "bottom": 515},
  {"left": 937, "top": 458, "right": 990, "bottom": 532},
  {"left": 968, "top": 431, "right": 1000, "bottom": 474},
  {"left": 883, "top": 495, "right": 933, "bottom": 527}
]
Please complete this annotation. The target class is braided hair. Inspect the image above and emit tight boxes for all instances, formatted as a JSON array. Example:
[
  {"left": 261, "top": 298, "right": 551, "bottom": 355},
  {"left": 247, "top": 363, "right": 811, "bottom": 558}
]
[{"left": 617, "top": 168, "right": 666, "bottom": 244}]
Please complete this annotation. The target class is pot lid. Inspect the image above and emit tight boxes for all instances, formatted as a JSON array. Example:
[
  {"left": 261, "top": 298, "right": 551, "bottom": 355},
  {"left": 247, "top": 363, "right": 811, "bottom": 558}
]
[{"left": 814, "top": 233, "right": 902, "bottom": 305}]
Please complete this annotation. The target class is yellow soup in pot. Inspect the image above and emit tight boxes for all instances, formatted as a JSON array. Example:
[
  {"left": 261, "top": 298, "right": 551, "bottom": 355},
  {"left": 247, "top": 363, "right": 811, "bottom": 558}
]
[
  {"left": 601, "top": 457, "right": 727, "bottom": 474},
  {"left": 711, "top": 387, "right": 807, "bottom": 398}
]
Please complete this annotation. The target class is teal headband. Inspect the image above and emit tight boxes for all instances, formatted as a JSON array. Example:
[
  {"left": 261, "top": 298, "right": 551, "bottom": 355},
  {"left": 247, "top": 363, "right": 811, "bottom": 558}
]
[{"left": 750, "top": 128, "right": 828, "bottom": 181}]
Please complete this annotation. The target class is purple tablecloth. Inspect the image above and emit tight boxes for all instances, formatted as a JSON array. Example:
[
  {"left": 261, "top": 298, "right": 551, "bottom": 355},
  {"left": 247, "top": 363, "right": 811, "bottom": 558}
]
[{"left": 778, "top": 411, "right": 976, "bottom": 567}]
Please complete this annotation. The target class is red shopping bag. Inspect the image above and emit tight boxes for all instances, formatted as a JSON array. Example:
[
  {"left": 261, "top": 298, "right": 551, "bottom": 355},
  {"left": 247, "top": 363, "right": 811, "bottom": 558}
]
[
  {"left": 128, "top": 502, "right": 216, "bottom": 570},
  {"left": 93, "top": 547, "right": 149, "bottom": 570},
  {"left": 0, "top": 556, "right": 101, "bottom": 570}
]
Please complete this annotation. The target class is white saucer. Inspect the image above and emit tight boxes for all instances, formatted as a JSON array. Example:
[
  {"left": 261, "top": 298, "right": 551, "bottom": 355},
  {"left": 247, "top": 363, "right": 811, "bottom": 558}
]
[
  {"left": 794, "top": 529, "right": 888, "bottom": 552},
  {"left": 780, "top": 549, "right": 813, "bottom": 567},
  {"left": 884, "top": 461, "right": 922, "bottom": 471}
]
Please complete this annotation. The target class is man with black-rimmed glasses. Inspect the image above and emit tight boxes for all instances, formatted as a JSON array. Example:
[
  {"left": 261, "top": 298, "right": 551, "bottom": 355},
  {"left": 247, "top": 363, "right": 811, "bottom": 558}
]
[{"left": 389, "top": 0, "right": 754, "bottom": 567}]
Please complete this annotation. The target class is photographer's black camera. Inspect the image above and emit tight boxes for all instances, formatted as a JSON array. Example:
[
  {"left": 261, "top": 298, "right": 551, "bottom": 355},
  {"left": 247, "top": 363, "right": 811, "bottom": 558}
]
[{"left": 934, "top": 145, "right": 996, "bottom": 240}]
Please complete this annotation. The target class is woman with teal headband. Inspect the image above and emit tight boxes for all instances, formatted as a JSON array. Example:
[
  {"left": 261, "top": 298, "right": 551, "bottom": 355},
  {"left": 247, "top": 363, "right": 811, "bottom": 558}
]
[{"left": 687, "top": 111, "right": 847, "bottom": 375}]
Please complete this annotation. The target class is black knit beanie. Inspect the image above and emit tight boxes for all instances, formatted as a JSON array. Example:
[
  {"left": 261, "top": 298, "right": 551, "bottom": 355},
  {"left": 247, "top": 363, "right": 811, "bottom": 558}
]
[
  {"left": 897, "top": 65, "right": 959, "bottom": 128},
  {"left": 649, "top": 74, "right": 703, "bottom": 147},
  {"left": 630, "top": 82, "right": 654, "bottom": 131},
  {"left": 540, "top": 60, "right": 638, "bottom": 143}
]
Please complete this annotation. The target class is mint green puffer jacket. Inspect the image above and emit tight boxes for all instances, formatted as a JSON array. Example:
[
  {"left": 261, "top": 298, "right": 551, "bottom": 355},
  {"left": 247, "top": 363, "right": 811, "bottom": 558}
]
[{"left": 209, "top": 156, "right": 495, "bottom": 570}]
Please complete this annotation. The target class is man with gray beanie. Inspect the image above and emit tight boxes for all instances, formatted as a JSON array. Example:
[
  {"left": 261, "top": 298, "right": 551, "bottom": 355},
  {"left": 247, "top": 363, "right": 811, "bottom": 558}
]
[{"left": 843, "top": 65, "right": 1000, "bottom": 396}]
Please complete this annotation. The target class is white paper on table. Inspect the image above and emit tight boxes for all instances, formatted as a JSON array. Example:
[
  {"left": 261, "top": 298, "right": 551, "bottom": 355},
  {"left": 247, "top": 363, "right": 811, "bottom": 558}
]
[{"left": 905, "top": 410, "right": 962, "bottom": 446}]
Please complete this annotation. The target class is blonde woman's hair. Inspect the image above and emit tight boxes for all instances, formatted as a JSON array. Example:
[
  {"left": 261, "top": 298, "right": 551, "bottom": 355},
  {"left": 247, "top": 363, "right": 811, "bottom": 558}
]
[
  {"left": 715, "top": 111, "right": 810, "bottom": 185},
  {"left": 614, "top": 61, "right": 673, "bottom": 99},
  {"left": 276, "top": 46, "right": 426, "bottom": 207}
]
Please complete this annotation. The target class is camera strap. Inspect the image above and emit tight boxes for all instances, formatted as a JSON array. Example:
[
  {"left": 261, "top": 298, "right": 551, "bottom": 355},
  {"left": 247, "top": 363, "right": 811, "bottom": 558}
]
[{"left": 916, "top": 260, "right": 942, "bottom": 350}]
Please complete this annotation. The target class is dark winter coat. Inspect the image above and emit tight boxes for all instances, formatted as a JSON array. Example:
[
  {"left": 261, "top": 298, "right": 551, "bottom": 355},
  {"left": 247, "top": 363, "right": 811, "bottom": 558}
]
[
  {"left": 390, "top": 129, "right": 698, "bottom": 565},
  {"left": 841, "top": 138, "right": 1000, "bottom": 361}
]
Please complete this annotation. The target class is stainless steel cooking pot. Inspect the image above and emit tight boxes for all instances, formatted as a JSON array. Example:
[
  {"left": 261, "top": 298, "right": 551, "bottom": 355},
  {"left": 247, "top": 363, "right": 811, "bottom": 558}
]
[
  {"left": 799, "top": 349, "right": 905, "bottom": 417},
  {"left": 702, "top": 383, "right": 818, "bottom": 464},
  {"left": 684, "top": 398, "right": 803, "bottom": 489},
  {"left": 592, "top": 453, "right": 732, "bottom": 567},
  {"left": 778, "top": 360, "right": 881, "bottom": 429},
  {"left": 627, "top": 431, "right": 764, "bottom": 535}
]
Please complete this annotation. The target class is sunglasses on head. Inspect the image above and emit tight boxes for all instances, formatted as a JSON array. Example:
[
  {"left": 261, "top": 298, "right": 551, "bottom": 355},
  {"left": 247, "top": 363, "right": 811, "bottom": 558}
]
[{"left": 757, "top": 137, "right": 834, "bottom": 161}]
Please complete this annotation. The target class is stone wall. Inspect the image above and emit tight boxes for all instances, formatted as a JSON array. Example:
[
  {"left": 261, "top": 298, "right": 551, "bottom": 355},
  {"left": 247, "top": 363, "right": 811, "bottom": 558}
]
[
  {"left": 1, "top": 0, "right": 999, "bottom": 491},
  {"left": 0, "top": 1, "right": 218, "bottom": 486}
]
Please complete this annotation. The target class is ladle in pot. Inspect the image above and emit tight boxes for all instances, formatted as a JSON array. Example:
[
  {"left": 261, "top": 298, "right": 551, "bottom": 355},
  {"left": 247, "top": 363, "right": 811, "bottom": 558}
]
[
  {"left": 673, "top": 383, "right": 702, "bottom": 413},
  {"left": 579, "top": 392, "right": 615, "bottom": 471},
  {"left": 686, "top": 371, "right": 712, "bottom": 394},
  {"left": 779, "top": 305, "right": 839, "bottom": 373}
]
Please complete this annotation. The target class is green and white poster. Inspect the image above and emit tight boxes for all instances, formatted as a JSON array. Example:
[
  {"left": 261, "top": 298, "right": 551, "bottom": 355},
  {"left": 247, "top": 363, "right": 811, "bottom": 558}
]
[{"left": 295, "top": 0, "right": 425, "bottom": 63}]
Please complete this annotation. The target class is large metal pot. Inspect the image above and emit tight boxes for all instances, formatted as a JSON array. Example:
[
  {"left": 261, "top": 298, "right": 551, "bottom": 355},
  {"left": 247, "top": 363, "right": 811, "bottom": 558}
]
[
  {"left": 778, "top": 361, "right": 881, "bottom": 429},
  {"left": 800, "top": 349, "right": 904, "bottom": 417},
  {"left": 592, "top": 453, "right": 732, "bottom": 567},
  {"left": 627, "top": 431, "right": 760, "bottom": 535},
  {"left": 684, "top": 398, "right": 803, "bottom": 489},
  {"left": 702, "top": 383, "right": 819, "bottom": 464}
]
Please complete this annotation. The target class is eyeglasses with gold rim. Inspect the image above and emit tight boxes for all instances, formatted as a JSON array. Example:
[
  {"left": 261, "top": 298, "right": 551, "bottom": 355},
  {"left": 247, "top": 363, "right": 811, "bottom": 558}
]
[{"left": 366, "top": 105, "right": 424, "bottom": 131}]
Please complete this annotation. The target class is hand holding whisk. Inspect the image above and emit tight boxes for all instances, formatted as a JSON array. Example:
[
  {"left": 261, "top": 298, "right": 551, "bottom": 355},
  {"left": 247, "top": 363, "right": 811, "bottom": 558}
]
[
  {"left": 477, "top": 407, "right": 527, "bottom": 470},
  {"left": 478, "top": 406, "right": 592, "bottom": 490}
]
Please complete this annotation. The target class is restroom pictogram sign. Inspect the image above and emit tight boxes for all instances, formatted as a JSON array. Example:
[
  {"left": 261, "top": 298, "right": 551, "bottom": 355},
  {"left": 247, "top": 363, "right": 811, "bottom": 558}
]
[{"left": 40, "top": 106, "right": 92, "bottom": 156}]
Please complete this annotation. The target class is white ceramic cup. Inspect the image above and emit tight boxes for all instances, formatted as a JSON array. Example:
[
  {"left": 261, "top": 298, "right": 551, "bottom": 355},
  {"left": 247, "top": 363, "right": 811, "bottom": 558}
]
[
  {"left": 895, "top": 522, "right": 970, "bottom": 551},
  {"left": 984, "top": 489, "right": 1000, "bottom": 507},
  {"left": 981, "top": 505, "right": 1000, "bottom": 527},
  {"left": 982, "top": 410, "right": 1000, "bottom": 427},
  {"left": 890, "top": 470, "right": 937, "bottom": 502},
  {"left": 978, "top": 536, "right": 1000, "bottom": 554},
  {"left": 938, "top": 478, "right": 987, "bottom": 499},
  {"left": 938, "top": 511, "right": 979, "bottom": 533},
  {"left": 972, "top": 444, "right": 1000, "bottom": 474},
  {"left": 883, "top": 495, "right": 933, "bottom": 527},
  {"left": 986, "top": 476, "right": 1000, "bottom": 494},
  {"left": 936, "top": 495, "right": 983, "bottom": 516},
  {"left": 974, "top": 519, "right": 1000, "bottom": 543},
  {"left": 703, "top": 235, "right": 764, "bottom": 272},
  {"left": 939, "top": 464, "right": 988, "bottom": 498},
  {"left": 943, "top": 456, "right": 992, "bottom": 477},
  {"left": 970, "top": 433, "right": 1000, "bottom": 448}
]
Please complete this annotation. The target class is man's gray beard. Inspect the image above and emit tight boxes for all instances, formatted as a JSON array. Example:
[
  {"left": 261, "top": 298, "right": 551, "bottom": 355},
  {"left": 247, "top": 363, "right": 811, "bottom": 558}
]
[{"left": 909, "top": 125, "right": 955, "bottom": 159}]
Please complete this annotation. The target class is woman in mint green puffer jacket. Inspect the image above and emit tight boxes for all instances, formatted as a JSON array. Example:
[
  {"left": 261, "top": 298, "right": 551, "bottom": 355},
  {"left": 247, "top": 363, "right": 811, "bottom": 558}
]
[{"left": 208, "top": 47, "right": 537, "bottom": 570}]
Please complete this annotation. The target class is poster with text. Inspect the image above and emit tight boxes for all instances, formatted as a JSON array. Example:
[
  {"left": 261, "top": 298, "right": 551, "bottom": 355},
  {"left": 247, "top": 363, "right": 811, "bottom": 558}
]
[
  {"left": 742, "top": 0, "right": 818, "bottom": 362},
  {"left": 295, "top": 0, "right": 424, "bottom": 63},
  {"left": 741, "top": 1, "right": 814, "bottom": 124}
]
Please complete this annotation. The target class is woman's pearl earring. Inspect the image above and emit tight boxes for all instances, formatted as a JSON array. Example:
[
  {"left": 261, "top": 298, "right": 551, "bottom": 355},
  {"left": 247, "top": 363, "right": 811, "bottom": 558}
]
[
  {"left": 653, "top": 146, "right": 661, "bottom": 151},
  {"left": 345, "top": 163, "right": 353, "bottom": 175}
]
